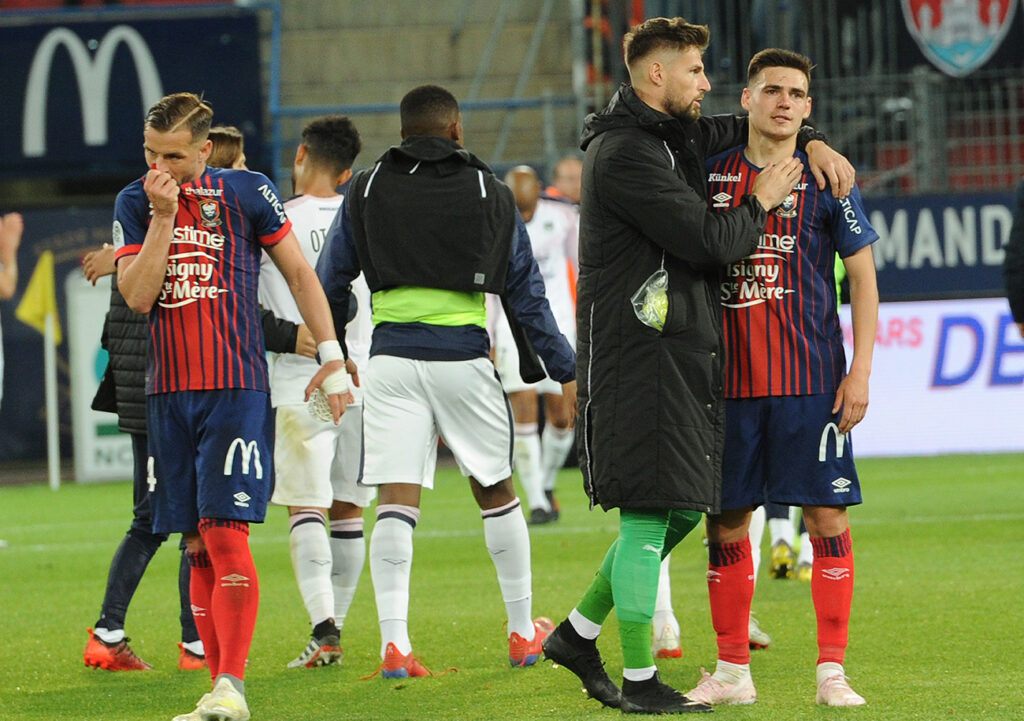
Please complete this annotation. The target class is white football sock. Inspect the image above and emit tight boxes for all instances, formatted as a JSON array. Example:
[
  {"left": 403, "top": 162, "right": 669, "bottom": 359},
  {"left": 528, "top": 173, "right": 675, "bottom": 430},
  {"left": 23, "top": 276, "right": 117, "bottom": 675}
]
[
  {"left": 767, "top": 519, "right": 793, "bottom": 548},
  {"left": 94, "top": 627, "right": 125, "bottom": 644},
  {"left": 652, "top": 555, "right": 678, "bottom": 634},
  {"left": 481, "top": 499, "right": 533, "bottom": 639},
  {"left": 713, "top": 658, "right": 752, "bottom": 682},
  {"left": 370, "top": 506, "right": 419, "bottom": 657},
  {"left": 540, "top": 423, "right": 575, "bottom": 492},
  {"left": 181, "top": 639, "right": 205, "bottom": 656},
  {"left": 568, "top": 608, "right": 602, "bottom": 640},
  {"left": 288, "top": 510, "right": 334, "bottom": 628},
  {"left": 329, "top": 517, "right": 366, "bottom": 631},
  {"left": 748, "top": 506, "right": 766, "bottom": 585},
  {"left": 817, "top": 661, "right": 846, "bottom": 684},
  {"left": 513, "top": 424, "right": 549, "bottom": 512},
  {"left": 797, "top": 530, "right": 813, "bottom": 566},
  {"left": 623, "top": 665, "right": 658, "bottom": 682}
]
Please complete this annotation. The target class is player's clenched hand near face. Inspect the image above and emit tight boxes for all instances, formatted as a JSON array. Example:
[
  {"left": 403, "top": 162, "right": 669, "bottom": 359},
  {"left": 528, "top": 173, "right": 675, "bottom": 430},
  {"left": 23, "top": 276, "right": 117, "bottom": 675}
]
[{"left": 144, "top": 168, "right": 180, "bottom": 217}]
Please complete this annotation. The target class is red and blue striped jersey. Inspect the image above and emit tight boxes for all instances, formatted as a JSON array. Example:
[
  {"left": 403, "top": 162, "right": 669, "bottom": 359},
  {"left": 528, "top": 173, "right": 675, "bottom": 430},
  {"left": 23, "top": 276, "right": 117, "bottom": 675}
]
[
  {"left": 705, "top": 147, "right": 877, "bottom": 398},
  {"left": 113, "top": 167, "right": 292, "bottom": 394}
]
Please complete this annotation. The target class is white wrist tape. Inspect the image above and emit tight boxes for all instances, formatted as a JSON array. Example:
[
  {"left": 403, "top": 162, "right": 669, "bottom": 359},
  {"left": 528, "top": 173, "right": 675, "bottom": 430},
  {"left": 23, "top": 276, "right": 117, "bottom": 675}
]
[
  {"left": 318, "top": 340, "right": 344, "bottom": 364},
  {"left": 321, "top": 367, "right": 349, "bottom": 395}
]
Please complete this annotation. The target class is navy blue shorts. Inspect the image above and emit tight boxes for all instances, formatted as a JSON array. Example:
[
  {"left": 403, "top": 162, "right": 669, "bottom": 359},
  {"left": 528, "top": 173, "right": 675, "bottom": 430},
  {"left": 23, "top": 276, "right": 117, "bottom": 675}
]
[
  {"left": 147, "top": 389, "right": 275, "bottom": 534},
  {"left": 721, "top": 394, "right": 862, "bottom": 511}
]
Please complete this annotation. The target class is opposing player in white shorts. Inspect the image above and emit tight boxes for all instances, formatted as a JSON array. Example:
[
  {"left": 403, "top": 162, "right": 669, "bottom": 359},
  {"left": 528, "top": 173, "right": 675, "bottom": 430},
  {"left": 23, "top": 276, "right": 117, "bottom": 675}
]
[
  {"left": 317, "top": 85, "right": 577, "bottom": 675},
  {"left": 259, "top": 115, "right": 371, "bottom": 668},
  {"left": 491, "top": 166, "right": 579, "bottom": 524},
  {"left": 361, "top": 355, "right": 514, "bottom": 488}
]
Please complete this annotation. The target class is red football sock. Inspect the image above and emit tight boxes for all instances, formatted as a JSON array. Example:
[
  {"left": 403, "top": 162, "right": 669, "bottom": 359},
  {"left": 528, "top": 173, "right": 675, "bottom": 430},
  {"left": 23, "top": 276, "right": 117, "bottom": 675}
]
[
  {"left": 707, "top": 537, "right": 754, "bottom": 665},
  {"left": 810, "top": 528, "right": 854, "bottom": 666},
  {"left": 198, "top": 519, "right": 259, "bottom": 680},
  {"left": 187, "top": 549, "right": 219, "bottom": 680}
]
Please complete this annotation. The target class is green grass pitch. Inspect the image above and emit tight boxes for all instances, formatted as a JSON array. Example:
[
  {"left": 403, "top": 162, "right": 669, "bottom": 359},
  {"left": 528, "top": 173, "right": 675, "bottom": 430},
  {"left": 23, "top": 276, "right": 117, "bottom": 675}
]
[{"left": 0, "top": 453, "right": 1021, "bottom": 720}]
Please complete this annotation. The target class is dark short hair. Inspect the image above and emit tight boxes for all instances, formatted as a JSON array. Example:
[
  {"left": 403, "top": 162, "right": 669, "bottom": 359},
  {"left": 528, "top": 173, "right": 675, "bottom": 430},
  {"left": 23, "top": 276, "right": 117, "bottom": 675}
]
[
  {"left": 747, "top": 48, "right": 814, "bottom": 85},
  {"left": 301, "top": 115, "right": 362, "bottom": 175},
  {"left": 400, "top": 84, "right": 460, "bottom": 137},
  {"left": 623, "top": 17, "right": 709, "bottom": 68},
  {"left": 207, "top": 125, "right": 244, "bottom": 168},
  {"left": 145, "top": 92, "right": 213, "bottom": 144}
]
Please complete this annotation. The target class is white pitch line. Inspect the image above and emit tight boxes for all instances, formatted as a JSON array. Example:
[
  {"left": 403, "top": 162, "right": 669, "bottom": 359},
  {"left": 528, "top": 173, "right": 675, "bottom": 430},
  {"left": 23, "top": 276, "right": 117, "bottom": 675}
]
[{"left": 3, "top": 512, "right": 1023, "bottom": 553}]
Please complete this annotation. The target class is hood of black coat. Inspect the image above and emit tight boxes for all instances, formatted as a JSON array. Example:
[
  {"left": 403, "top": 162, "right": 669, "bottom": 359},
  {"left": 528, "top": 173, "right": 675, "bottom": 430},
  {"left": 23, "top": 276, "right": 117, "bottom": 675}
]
[
  {"left": 580, "top": 83, "right": 690, "bottom": 151},
  {"left": 381, "top": 135, "right": 491, "bottom": 177}
]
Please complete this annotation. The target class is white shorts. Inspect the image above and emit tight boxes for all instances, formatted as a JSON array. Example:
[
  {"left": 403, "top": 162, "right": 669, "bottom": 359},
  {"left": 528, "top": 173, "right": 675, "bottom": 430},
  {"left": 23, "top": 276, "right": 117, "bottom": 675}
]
[
  {"left": 493, "top": 323, "right": 576, "bottom": 395},
  {"left": 362, "top": 355, "right": 514, "bottom": 487},
  {"left": 270, "top": 402, "right": 375, "bottom": 509}
]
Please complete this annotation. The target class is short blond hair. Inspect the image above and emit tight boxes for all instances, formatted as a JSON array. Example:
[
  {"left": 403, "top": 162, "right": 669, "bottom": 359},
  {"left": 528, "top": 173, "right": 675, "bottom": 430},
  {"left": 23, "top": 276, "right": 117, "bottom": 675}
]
[
  {"left": 207, "top": 125, "right": 244, "bottom": 168},
  {"left": 144, "top": 92, "right": 213, "bottom": 144}
]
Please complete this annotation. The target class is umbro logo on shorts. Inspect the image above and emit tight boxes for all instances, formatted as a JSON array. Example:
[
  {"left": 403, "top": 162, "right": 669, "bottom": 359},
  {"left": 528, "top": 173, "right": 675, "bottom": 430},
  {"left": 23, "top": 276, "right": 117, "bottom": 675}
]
[
  {"left": 821, "top": 567, "right": 850, "bottom": 581},
  {"left": 831, "top": 477, "right": 852, "bottom": 493},
  {"left": 220, "top": 573, "right": 251, "bottom": 588},
  {"left": 233, "top": 491, "right": 251, "bottom": 507}
]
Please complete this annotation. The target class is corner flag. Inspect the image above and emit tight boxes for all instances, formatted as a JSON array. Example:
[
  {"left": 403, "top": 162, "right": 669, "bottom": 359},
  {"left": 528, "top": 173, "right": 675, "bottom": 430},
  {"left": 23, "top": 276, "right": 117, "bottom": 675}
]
[{"left": 15, "top": 250, "right": 62, "bottom": 345}]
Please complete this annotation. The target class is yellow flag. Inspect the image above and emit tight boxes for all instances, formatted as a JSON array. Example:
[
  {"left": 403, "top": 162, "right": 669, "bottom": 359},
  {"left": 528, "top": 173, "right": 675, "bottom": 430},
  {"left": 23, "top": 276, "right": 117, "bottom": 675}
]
[{"left": 15, "top": 250, "right": 62, "bottom": 345}]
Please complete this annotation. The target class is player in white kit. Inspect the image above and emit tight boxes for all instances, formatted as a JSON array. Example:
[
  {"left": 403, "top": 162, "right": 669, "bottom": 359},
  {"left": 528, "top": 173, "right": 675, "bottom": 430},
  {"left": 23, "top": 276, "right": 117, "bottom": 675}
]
[
  {"left": 258, "top": 116, "right": 373, "bottom": 668},
  {"left": 491, "top": 166, "right": 578, "bottom": 524}
]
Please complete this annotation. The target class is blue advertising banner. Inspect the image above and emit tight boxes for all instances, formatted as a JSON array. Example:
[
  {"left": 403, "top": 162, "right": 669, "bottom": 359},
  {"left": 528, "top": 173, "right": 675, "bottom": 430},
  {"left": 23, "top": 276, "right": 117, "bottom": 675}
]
[
  {"left": 0, "top": 8, "right": 262, "bottom": 180},
  {"left": 0, "top": 206, "right": 111, "bottom": 462},
  {"left": 0, "top": 190, "right": 1018, "bottom": 463},
  {"left": 864, "top": 191, "right": 1016, "bottom": 301}
]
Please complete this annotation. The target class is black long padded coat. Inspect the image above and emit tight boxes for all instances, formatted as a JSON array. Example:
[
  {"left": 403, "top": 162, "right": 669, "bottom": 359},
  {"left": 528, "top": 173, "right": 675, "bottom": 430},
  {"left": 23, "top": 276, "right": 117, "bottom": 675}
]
[{"left": 575, "top": 84, "right": 770, "bottom": 514}]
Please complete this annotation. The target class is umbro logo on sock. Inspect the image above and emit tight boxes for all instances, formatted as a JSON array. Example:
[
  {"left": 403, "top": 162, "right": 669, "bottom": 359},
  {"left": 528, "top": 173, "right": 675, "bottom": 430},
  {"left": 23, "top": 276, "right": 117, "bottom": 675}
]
[
  {"left": 821, "top": 567, "right": 850, "bottom": 581},
  {"left": 706, "top": 569, "right": 722, "bottom": 583},
  {"left": 220, "top": 573, "right": 251, "bottom": 587},
  {"left": 191, "top": 604, "right": 207, "bottom": 617}
]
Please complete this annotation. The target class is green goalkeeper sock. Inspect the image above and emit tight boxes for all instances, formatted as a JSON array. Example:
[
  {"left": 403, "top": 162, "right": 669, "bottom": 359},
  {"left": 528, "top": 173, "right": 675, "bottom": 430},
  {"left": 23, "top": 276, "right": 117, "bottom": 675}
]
[
  {"left": 664, "top": 509, "right": 703, "bottom": 553},
  {"left": 620, "top": 619, "right": 655, "bottom": 670},
  {"left": 575, "top": 509, "right": 702, "bottom": 638},
  {"left": 610, "top": 510, "right": 669, "bottom": 669},
  {"left": 576, "top": 539, "right": 617, "bottom": 625}
]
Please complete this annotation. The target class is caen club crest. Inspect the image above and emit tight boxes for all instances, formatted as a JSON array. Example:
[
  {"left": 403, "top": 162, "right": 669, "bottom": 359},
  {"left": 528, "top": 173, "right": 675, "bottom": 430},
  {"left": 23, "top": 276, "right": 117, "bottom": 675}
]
[
  {"left": 901, "top": 0, "right": 1017, "bottom": 78},
  {"left": 776, "top": 193, "right": 797, "bottom": 218},
  {"left": 199, "top": 199, "right": 221, "bottom": 228}
]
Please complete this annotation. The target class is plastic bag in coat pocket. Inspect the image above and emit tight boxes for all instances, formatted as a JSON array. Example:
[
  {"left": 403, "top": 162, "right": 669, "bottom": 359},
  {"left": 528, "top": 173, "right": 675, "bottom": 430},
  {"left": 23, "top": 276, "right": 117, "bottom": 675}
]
[{"left": 630, "top": 268, "right": 668, "bottom": 331}]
